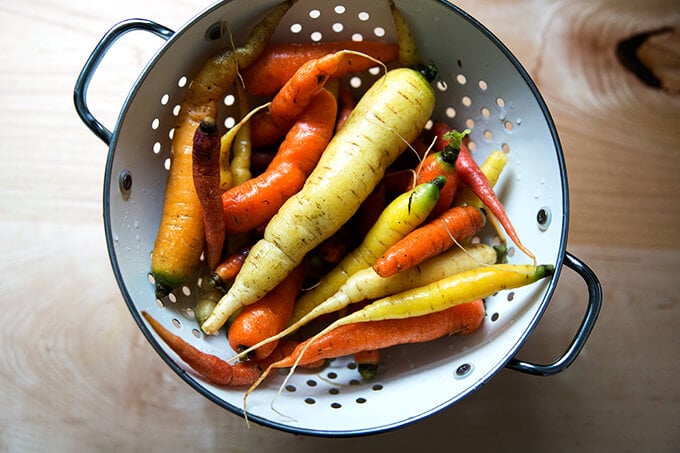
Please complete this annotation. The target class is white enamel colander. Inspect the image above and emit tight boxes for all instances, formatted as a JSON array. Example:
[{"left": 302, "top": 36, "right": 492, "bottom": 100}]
[{"left": 74, "top": 0, "right": 602, "bottom": 437}]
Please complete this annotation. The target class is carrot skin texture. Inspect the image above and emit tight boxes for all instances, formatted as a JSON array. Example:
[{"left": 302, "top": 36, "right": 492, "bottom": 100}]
[
  {"left": 288, "top": 176, "right": 444, "bottom": 325},
  {"left": 192, "top": 118, "right": 225, "bottom": 270},
  {"left": 338, "top": 264, "right": 554, "bottom": 326},
  {"left": 141, "top": 311, "right": 261, "bottom": 386},
  {"left": 201, "top": 67, "right": 436, "bottom": 335},
  {"left": 373, "top": 205, "right": 485, "bottom": 278},
  {"left": 228, "top": 264, "right": 305, "bottom": 361},
  {"left": 269, "top": 300, "right": 485, "bottom": 368},
  {"left": 241, "top": 40, "right": 399, "bottom": 97},
  {"left": 221, "top": 89, "right": 338, "bottom": 234},
  {"left": 150, "top": 2, "right": 292, "bottom": 293}
]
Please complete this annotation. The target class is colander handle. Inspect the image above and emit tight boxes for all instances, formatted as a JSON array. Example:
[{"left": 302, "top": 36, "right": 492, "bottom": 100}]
[
  {"left": 74, "top": 19, "right": 174, "bottom": 145},
  {"left": 505, "top": 251, "right": 602, "bottom": 376}
]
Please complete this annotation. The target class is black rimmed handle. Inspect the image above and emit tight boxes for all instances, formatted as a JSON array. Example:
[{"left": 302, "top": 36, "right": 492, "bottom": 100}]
[
  {"left": 506, "top": 252, "right": 602, "bottom": 376},
  {"left": 74, "top": 19, "right": 174, "bottom": 145}
]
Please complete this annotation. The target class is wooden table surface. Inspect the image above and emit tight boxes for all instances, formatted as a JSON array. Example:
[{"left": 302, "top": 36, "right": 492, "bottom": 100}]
[{"left": 1, "top": 0, "right": 678, "bottom": 451}]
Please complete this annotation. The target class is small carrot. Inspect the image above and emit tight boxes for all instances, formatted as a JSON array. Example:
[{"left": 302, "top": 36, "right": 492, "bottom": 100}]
[
  {"left": 209, "top": 245, "right": 251, "bottom": 290},
  {"left": 389, "top": 0, "right": 420, "bottom": 67},
  {"left": 222, "top": 88, "right": 337, "bottom": 234},
  {"left": 151, "top": 1, "right": 292, "bottom": 296},
  {"left": 288, "top": 176, "right": 445, "bottom": 325},
  {"left": 443, "top": 128, "right": 536, "bottom": 262},
  {"left": 373, "top": 205, "right": 485, "bottom": 278},
  {"left": 228, "top": 264, "right": 305, "bottom": 361},
  {"left": 246, "top": 300, "right": 486, "bottom": 399},
  {"left": 250, "top": 49, "right": 384, "bottom": 147},
  {"left": 191, "top": 117, "right": 225, "bottom": 270},
  {"left": 410, "top": 143, "right": 460, "bottom": 218},
  {"left": 231, "top": 243, "right": 497, "bottom": 362},
  {"left": 141, "top": 311, "right": 261, "bottom": 386},
  {"left": 230, "top": 83, "right": 254, "bottom": 187},
  {"left": 241, "top": 40, "right": 399, "bottom": 97}
]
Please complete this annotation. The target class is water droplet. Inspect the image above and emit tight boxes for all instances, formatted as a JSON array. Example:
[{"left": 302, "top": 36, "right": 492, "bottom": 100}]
[
  {"left": 113, "top": 234, "right": 119, "bottom": 242},
  {"left": 516, "top": 117, "right": 522, "bottom": 125},
  {"left": 534, "top": 190, "right": 542, "bottom": 199},
  {"left": 134, "top": 220, "right": 139, "bottom": 229},
  {"left": 540, "top": 178, "right": 545, "bottom": 185},
  {"left": 516, "top": 174, "right": 523, "bottom": 181},
  {"left": 499, "top": 111, "right": 507, "bottom": 121}
]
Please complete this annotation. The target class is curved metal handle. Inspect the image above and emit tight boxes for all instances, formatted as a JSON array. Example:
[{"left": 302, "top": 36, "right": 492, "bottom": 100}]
[
  {"left": 73, "top": 19, "right": 174, "bottom": 145},
  {"left": 506, "top": 251, "right": 602, "bottom": 376}
]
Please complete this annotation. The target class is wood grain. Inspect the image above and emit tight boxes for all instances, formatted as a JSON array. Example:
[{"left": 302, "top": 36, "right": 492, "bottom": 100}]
[{"left": 0, "top": 0, "right": 678, "bottom": 451}]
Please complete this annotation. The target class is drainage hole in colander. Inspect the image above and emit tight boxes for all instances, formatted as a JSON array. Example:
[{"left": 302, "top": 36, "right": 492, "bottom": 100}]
[
  {"left": 330, "top": 402, "right": 342, "bottom": 409},
  {"left": 456, "top": 74, "right": 467, "bottom": 85},
  {"left": 496, "top": 97, "right": 505, "bottom": 108},
  {"left": 455, "top": 363, "right": 474, "bottom": 379},
  {"left": 490, "top": 312, "right": 499, "bottom": 322},
  {"left": 507, "top": 291, "right": 515, "bottom": 302},
  {"left": 326, "top": 371, "right": 337, "bottom": 379},
  {"left": 306, "top": 379, "right": 317, "bottom": 387},
  {"left": 537, "top": 207, "right": 552, "bottom": 231},
  {"left": 285, "top": 385, "right": 296, "bottom": 393},
  {"left": 481, "top": 107, "right": 491, "bottom": 119},
  {"left": 478, "top": 80, "right": 488, "bottom": 91},
  {"left": 329, "top": 388, "right": 340, "bottom": 395}
]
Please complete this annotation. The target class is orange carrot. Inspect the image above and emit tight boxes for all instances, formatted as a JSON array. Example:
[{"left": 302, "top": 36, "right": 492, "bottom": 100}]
[
  {"left": 441, "top": 126, "right": 535, "bottom": 261},
  {"left": 247, "top": 300, "right": 485, "bottom": 391},
  {"left": 192, "top": 117, "right": 225, "bottom": 269},
  {"left": 250, "top": 49, "right": 383, "bottom": 147},
  {"left": 222, "top": 88, "right": 337, "bottom": 234},
  {"left": 373, "top": 205, "right": 485, "bottom": 278},
  {"left": 141, "top": 311, "right": 261, "bottom": 386},
  {"left": 410, "top": 144, "right": 460, "bottom": 218},
  {"left": 210, "top": 245, "right": 251, "bottom": 290},
  {"left": 241, "top": 40, "right": 399, "bottom": 97},
  {"left": 228, "top": 264, "right": 305, "bottom": 361}
]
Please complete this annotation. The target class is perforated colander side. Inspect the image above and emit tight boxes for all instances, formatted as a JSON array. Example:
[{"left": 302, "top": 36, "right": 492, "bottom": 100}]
[{"left": 103, "top": 0, "right": 566, "bottom": 436}]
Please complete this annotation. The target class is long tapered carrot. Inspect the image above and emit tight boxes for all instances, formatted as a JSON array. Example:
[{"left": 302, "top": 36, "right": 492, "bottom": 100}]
[
  {"left": 228, "top": 263, "right": 305, "bottom": 361},
  {"left": 141, "top": 311, "right": 261, "bottom": 386},
  {"left": 245, "top": 300, "right": 485, "bottom": 397},
  {"left": 241, "top": 40, "right": 399, "bottom": 97},
  {"left": 373, "top": 205, "right": 485, "bottom": 278},
  {"left": 221, "top": 88, "right": 337, "bottom": 234},
  {"left": 443, "top": 128, "right": 536, "bottom": 262},
  {"left": 191, "top": 117, "right": 224, "bottom": 270}
]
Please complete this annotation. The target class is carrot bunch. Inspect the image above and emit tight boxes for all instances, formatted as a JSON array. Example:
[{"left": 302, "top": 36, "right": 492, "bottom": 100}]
[{"left": 144, "top": 1, "right": 554, "bottom": 419}]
